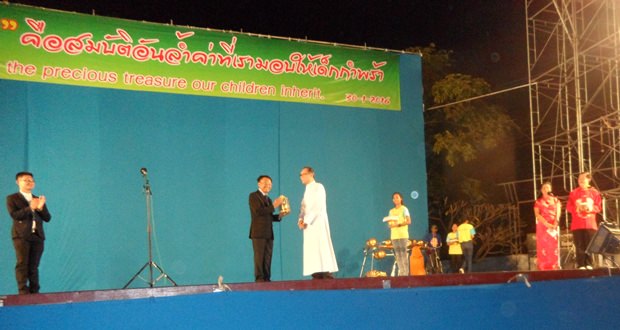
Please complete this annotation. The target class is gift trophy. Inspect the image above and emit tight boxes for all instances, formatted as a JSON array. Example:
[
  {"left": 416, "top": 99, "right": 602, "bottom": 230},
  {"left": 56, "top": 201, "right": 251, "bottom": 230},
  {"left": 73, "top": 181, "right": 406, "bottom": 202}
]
[{"left": 279, "top": 196, "right": 290, "bottom": 217}]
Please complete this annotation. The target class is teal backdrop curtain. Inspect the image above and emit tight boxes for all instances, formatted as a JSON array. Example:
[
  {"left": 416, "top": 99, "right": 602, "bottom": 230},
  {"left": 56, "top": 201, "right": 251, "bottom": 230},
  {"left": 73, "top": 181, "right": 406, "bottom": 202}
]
[{"left": 0, "top": 55, "right": 427, "bottom": 294}]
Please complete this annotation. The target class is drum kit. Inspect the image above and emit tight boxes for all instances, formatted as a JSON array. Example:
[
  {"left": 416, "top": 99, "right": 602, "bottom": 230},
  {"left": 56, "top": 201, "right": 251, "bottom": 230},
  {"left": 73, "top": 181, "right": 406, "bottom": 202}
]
[{"left": 359, "top": 237, "right": 425, "bottom": 277}]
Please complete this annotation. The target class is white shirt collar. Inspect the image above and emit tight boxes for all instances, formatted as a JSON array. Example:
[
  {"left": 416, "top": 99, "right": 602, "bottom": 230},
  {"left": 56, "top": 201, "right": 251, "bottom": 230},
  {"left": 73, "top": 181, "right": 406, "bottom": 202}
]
[{"left": 20, "top": 191, "right": 33, "bottom": 202}]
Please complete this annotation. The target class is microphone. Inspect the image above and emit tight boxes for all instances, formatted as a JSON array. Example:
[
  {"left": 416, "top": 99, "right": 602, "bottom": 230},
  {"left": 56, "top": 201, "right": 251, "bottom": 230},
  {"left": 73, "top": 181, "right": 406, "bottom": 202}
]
[{"left": 140, "top": 167, "right": 148, "bottom": 176}]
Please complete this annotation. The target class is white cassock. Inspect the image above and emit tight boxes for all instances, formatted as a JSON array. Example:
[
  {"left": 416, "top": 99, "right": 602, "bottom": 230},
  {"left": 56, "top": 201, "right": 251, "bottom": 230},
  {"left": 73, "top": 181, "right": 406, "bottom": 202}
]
[{"left": 299, "top": 181, "right": 338, "bottom": 276}]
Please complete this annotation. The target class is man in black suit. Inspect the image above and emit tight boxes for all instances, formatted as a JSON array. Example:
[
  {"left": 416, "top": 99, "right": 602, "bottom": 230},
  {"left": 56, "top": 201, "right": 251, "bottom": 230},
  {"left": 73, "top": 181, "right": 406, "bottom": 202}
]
[
  {"left": 6, "top": 171, "right": 52, "bottom": 294},
  {"left": 249, "top": 175, "right": 287, "bottom": 282}
]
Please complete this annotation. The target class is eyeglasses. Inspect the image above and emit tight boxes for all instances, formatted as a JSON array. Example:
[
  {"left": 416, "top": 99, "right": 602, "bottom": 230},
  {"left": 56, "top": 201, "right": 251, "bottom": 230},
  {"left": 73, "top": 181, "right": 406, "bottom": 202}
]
[
  {"left": 299, "top": 172, "right": 309, "bottom": 177},
  {"left": 21, "top": 179, "right": 35, "bottom": 183}
]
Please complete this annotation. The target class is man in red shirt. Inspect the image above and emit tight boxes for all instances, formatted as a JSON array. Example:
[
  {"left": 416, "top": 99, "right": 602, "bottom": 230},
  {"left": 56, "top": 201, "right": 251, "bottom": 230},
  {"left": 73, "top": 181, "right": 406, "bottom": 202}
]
[{"left": 566, "top": 172, "right": 601, "bottom": 269}]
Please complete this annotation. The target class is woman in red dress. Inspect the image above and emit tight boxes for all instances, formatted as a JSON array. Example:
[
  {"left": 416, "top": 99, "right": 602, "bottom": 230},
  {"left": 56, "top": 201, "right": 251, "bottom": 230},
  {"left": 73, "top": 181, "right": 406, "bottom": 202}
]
[{"left": 533, "top": 182, "right": 561, "bottom": 270}]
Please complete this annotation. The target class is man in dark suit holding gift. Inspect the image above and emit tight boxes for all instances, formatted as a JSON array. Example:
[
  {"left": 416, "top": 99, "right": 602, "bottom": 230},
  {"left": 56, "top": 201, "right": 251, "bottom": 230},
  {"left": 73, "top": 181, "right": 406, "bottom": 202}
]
[
  {"left": 6, "top": 171, "right": 52, "bottom": 294},
  {"left": 249, "top": 175, "right": 287, "bottom": 282}
]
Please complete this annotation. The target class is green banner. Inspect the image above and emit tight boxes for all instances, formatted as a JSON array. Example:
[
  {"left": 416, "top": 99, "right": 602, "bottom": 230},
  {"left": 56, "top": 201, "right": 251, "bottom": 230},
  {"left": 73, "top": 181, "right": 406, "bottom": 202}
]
[{"left": 0, "top": 4, "right": 401, "bottom": 110}]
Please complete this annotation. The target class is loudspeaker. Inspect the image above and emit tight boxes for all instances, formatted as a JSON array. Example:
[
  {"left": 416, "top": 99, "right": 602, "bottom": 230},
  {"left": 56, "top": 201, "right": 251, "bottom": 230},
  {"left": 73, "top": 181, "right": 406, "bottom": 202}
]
[
  {"left": 526, "top": 233, "right": 536, "bottom": 254},
  {"left": 586, "top": 224, "right": 620, "bottom": 256}
]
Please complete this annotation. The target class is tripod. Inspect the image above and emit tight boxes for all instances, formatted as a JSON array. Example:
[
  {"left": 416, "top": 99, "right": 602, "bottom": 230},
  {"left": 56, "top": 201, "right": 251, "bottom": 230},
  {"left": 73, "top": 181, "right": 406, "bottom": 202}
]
[{"left": 123, "top": 168, "right": 177, "bottom": 289}]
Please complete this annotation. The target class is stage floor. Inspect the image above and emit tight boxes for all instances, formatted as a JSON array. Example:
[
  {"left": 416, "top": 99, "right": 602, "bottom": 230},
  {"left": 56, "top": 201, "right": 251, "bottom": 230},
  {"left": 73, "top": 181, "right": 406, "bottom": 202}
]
[{"left": 2, "top": 268, "right": 618, "bottom": 307}]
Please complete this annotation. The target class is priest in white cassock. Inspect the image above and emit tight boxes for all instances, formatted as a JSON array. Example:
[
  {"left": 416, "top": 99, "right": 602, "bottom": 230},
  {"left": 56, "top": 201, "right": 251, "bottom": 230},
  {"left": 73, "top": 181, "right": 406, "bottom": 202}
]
[{"left": 297, "top": 166, "right": 338, "bottom": 279}]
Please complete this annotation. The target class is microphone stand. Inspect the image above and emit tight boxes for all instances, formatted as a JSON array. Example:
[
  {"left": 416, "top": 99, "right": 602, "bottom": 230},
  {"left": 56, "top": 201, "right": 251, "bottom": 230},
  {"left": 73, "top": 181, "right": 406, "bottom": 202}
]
[
  {"left": 123, "top": 170, "right": 177, "bottom": 288},
  {"left": 561, "top": 210, "right": 575, "bottom": 269}
]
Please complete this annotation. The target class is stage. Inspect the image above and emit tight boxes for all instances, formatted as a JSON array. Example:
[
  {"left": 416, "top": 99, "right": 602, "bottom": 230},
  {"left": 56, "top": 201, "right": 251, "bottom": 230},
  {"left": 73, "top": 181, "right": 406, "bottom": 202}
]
[
  {"left": 1, "top": 269, "right": 619, "bottom": 329},
  {"left": 0, "top": 268, "right": 617, "bottom": 307}
]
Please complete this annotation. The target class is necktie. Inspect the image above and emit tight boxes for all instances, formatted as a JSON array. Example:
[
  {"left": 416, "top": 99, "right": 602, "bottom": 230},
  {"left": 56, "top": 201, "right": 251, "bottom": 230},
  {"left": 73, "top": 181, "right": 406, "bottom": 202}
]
[
  {"left": 27, "top": 195, "right": 37, "bottom": 233},
  {"left": 32, "top": 208, "right": 37, "bottom": 233}
]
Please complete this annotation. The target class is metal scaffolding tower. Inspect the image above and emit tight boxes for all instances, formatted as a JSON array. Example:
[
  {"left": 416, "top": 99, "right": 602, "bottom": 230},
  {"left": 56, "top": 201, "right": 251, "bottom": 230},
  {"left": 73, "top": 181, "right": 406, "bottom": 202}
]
[{"left": 526, "top": 0, "right": 620, "bottom": 226}]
